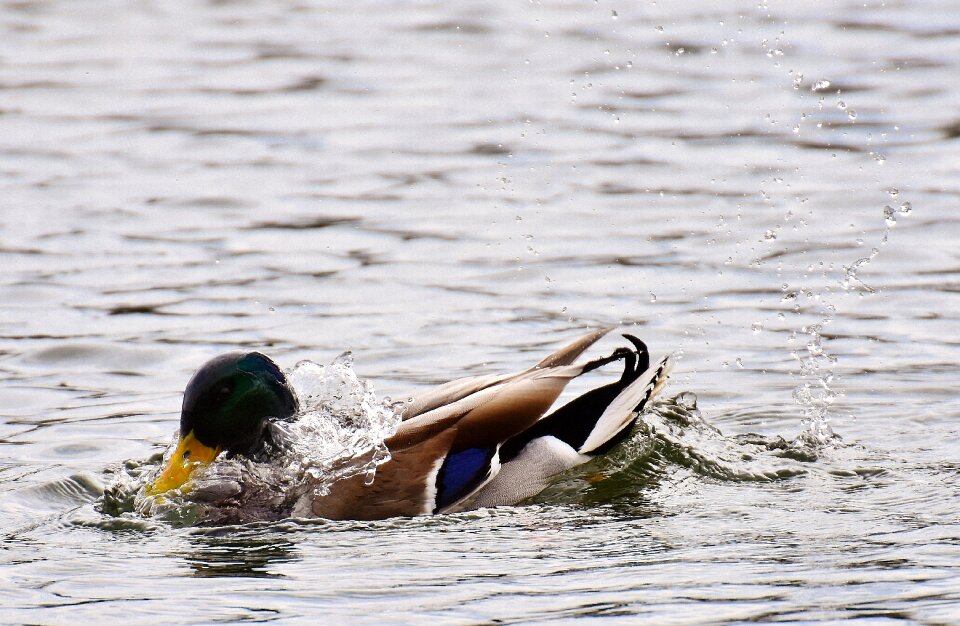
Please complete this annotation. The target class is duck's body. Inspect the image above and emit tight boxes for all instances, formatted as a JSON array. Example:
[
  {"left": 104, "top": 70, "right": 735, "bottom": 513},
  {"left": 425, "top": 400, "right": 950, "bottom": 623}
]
[{"left": 150, "top": 329, "right": 672, "bottom": 521}]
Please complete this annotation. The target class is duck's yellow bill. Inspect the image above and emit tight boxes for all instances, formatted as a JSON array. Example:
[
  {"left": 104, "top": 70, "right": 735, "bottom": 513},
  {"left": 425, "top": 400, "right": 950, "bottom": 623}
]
[{"left": 147, "top": 431, "right": 221, "bottom": 495}]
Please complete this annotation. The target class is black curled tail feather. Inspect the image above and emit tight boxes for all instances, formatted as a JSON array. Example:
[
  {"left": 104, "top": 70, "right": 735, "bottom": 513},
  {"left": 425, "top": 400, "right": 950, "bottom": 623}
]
[
  {"left": 499, "top": 335, "right": 652, "bottom": 462},
  {"left": 622, "top": 334, "right": 650, "bottom": 374}
]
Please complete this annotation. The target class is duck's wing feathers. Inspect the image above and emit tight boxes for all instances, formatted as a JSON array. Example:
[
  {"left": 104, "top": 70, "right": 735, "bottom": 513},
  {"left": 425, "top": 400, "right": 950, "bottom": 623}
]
[
  {"left": 400, "top": 327, "right": 612, "bottom": 420},
  {"left": 306, "top": 362, "right": 592, "bottom": 519},
  {"left": 386, "top": 340, "right": 628, "bottom": 514},
  {"left": 529, "top": 327, "right": 614, "bottom": 369},
  {"left": 500, "top": 336, "right": 673, "bottom": 459},
  {"left": 463, "top": 337, "right": 673, "bottom": 510},
  {"left": 422, "top": 368, "right": 587, "bottom": 513},
  {"left": 397, "top": 361, "right": 595, "bottom": 453},
  {"left": 400, "top": 372, "right": 512, "bottom": 421}
]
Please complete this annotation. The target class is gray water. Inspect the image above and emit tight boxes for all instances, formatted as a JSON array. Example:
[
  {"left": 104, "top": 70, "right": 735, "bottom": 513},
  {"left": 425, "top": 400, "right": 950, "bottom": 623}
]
[{"left": 2, "top": 0, "right": 960, "bottom": 622}]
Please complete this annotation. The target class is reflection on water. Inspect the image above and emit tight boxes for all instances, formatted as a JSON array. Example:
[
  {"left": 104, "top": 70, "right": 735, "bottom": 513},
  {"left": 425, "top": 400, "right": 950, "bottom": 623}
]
[
  {"left": 185, "top": 527, "right": 298, "bottom": 579},
  {"left": 2, "top": 0, "right": 959, "bottom": 622}
]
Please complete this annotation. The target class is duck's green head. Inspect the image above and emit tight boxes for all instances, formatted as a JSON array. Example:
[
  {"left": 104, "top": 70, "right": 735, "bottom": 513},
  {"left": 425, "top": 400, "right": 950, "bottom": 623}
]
[{"left": 149, "top": 351, "right": 299, "bottom": 495}]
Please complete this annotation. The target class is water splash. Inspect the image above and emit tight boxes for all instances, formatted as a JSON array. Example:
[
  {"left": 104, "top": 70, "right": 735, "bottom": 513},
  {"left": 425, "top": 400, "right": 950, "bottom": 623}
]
[
  {"left": 795, "top": 197, "right": 911, "bottom": 446},
  {"left": 775, "top": 61, "right": 909, "bottom": 443},
  {"left": 643, "top": 393, "right": 813, "bottom": 479},
  {"left": 280, "top": 352, "right": 401, "bottom": 496},
  {"left": 534, "top": 393, "right": 814, "bottom": 507},
  {"left": 791, "top": 317, "right": 839, "bottom": 446}
]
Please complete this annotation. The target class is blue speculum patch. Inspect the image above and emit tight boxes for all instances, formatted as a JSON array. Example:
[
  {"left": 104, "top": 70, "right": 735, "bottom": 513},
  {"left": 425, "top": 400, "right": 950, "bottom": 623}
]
[{"left": 435, "top": 447, "right": 494, "bottom": 510}]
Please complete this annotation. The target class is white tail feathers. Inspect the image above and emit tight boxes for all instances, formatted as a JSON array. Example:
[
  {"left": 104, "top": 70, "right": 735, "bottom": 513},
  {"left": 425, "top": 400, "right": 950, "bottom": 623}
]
[{"left": 577, "top": 354, "right": 674, "bottom": 455}]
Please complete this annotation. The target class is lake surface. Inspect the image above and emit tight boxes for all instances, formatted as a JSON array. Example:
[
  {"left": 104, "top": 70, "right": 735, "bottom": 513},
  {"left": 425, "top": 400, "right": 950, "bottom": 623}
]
[{"left": 2, "top": 0, "right": 959, "bottom": 622}]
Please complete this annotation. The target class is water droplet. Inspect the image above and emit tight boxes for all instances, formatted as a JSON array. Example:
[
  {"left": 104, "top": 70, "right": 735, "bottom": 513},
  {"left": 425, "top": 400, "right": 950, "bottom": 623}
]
[
  {"left": 676, "top": 391, "right": 698, "bottom": 410},
  {"left": 611, "top": 10, "right": 618, "bottom": 19},
  {"left": 655, "top": 25, "right": 664, "bottom": 32},
  {"left": 811, "top": 79, "right": 831, "bottom": 92},
  {"left": 899, "top": 201, "right": 912, "bottom": 215},
  {"left": 883, "top": 205, "right": 897, "bottom": 227},
  {"left": 848, "top": 110, "right": 857, "bottom": 121},
  {"left": 837, "top": 100, "right": 847, "bottom": 110},
  {"left": 675, "top": 47, "right": 686, "bottom": 56},
  {"left": 752, "top": 322, "right": 763, "bottom": 333},
  {"left": 649, "top": 292, "right": 657, "bottom": 303},
  {"left": 735, "top": 357, "right": 744, "bottom": 368},
  {"left": 764, "top": 229, "right": 777, "bottom": 241}
]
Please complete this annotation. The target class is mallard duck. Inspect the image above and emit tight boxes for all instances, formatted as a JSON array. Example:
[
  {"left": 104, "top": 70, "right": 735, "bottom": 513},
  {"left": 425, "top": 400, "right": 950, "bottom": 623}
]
[{"left": 149, "top": 328, "right": 672, "bottom": 520}]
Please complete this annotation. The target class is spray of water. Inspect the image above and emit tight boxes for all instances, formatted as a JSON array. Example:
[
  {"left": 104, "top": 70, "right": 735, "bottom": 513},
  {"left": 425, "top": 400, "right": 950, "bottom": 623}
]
[
  {"left": 279, "top": 352, "right": 402, "bottom": 496},
  {"left": 764, "top": 35, "right": 909, "bottom": 446}
]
